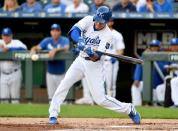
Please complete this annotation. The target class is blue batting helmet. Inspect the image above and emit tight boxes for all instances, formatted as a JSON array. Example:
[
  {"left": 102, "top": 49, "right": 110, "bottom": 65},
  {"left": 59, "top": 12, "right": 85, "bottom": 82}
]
[
  {"left": 93, "top": 6, "right": 112, "bottom": 24},
  {"left": 169, "top": 38, "right": 178, "bottom": 45},
  {"left": 148, "top": 39, "right": 161, "bottom": 46}
]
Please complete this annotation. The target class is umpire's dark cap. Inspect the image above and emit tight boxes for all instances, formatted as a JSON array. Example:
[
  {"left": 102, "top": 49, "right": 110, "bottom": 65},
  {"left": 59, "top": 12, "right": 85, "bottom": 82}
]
[
  {"left": 1, "top": 27, "right": 13, "bottom": 35},
  {"left": 51, "top": 24, "right": 61, "bottom": 30}
]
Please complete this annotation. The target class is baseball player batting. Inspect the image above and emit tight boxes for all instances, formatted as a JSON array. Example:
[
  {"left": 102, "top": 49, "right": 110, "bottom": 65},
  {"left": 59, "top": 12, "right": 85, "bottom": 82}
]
[
  {"left": 75, "top": 18, "right": 125, "bottom": 104},
  {"left": 48, "top": 6, "right": 141, "bottom": 125}
]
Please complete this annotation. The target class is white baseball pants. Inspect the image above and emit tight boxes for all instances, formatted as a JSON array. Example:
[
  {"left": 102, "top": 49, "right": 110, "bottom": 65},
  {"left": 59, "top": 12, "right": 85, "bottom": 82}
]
[
  {"left": 170, "top": 77, "right": 178, "bottom": 105},
  {"left": 104, "top": 60, "right": 119, "bottom": 98},
  {"left": 81, "top": 78, "right": 94, "bottom": 102},
  {"left": 46, "top": 72, "right": 65, "bottom": 101},
  {"left": 49, "top": 56, "right": 132, "bottom": 118},
  {"left": 0, "top": 69, "right": 21, "bottom": 104},
  {"left": 156, "top": 83, "right": 166, "bottom": 102},
  {"left": 131, "top": 81, "right": 159, "bottom": 106},
  {"left": 131, "top": 82, "right": 143, "bottom": 106}
]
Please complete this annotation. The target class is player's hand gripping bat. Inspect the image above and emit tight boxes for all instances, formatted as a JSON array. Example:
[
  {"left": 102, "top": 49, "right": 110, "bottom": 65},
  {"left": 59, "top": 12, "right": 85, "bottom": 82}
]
[{"left": 73, "top": 38, "right": 143, "bottom": 64}]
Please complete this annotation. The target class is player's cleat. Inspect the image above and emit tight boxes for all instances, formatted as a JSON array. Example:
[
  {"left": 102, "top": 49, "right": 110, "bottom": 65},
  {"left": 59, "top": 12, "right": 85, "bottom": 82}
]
[
  {"left": 129, "top": 104, "right": 141, "bottom": 124},
  {"left": 49, "top": 117, "right": 58, "bottom": 125}
]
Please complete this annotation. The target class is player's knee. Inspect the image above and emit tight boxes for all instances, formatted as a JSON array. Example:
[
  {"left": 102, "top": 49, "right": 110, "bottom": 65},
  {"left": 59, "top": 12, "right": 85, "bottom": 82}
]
[{"left": 94, "top": 96, "right": 114, "bottom": 106}]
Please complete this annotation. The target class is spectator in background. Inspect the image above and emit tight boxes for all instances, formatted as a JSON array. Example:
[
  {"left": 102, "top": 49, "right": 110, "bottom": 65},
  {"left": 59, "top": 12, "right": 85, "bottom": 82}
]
[
  {"left": 154, "top": 0, "right": 173, "bottom": 13},
  {"left": 44, "top": 0, "right": 66, "bottom": 14},
  {"left": 31, "top": 24, "right": 70, "bottom": 103},
  {"left": 130, "top": 0, "right": 146, "bottom": 12},
  {"left": 89, "top": 0, "right": 106, "bottom": 13},
  {"left": 138, "top": 0, "right": 155, "bottom": 13},
  {"left": 65, "top": 0, "right": 89, "bottom": 13},
  {"left": 20, "top": 0, "right": 42, "bottom": 13},
  {"left": 1, "top": 0, "right": 20, "bottom": 13},
  {"left": 112, "top": 0, "right": 137, "bottom": 12},
  {"left": 104, "top": 0, "right": 118, "bottom": 9},
  {"left": 0, "top": 27, "right": 27, "bottom": 104},
  {"left": 61, "top": 0, "right": 73, "bottom": 6}
]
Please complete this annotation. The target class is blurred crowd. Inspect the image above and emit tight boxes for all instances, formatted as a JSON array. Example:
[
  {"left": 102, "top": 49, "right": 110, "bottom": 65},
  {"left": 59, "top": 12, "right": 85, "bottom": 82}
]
[{"left": 0, "top": 0, "right": 176, "bottom": 14}]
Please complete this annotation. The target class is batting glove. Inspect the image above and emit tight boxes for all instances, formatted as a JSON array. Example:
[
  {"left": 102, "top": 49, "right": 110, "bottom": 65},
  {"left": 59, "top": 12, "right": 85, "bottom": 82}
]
[
  {"left": 110, "top": 57, "right": 117, "bottom": 64},
  {"left": 85, "top": 47, "right": 94, "bottom": 57},
  {"left": 77, "top": 37, "right": 85, "bottom": 51}
]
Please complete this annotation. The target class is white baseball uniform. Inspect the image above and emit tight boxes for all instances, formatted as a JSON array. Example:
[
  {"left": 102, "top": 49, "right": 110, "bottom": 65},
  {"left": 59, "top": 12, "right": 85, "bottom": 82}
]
[
  {"left": 170, "top": 77, "right": 178, "bottom": 106},
  {"left": 131, "top": 81, "right": 143, "bottom": 106},
  {"left": 0, "top": 39, "right": 27, "bottom": 103},
  {"left": 168, "top": 65, "right": 178, "bottom": 106},
  {"left": 104, "top": 29, "right": 125, "bottom": 97},
  {"left": 76, "top": 29, "right": 125, "bottom": 104},
  {"left": 49, "top": 16, "right": 133, "bottom": 118},
  {"left": 78, "top": 78, "right": 94, "bottom": 104}
]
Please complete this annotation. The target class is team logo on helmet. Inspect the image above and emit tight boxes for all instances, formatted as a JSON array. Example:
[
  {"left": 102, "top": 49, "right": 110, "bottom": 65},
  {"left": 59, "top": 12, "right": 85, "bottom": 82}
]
[{"left": 97, "top": 12, "right": 105, "bottom": 18}]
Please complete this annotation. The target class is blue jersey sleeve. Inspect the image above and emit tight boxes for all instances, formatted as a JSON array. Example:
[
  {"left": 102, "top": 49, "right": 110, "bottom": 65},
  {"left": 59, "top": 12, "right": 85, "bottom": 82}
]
[
  {"left": 134, "top": 64, "right": 142, "bottom": 81},
  {"left": 39, "top": 37, "right": 50, "bottom": 50},
  {"left": 68, "top": 26, "right": 82, "bottom": 43}
]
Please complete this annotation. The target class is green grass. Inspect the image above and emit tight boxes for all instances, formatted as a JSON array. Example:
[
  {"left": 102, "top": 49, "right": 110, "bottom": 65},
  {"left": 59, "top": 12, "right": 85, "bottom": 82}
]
[{"left": 0, "top": 104, "right": 178, "bottom": 119}]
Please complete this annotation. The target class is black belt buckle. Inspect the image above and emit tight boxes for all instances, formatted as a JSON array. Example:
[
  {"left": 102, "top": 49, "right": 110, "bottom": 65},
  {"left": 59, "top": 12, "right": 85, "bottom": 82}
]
[
  {"left": 84, "top": 57, "right": 91, "bottom": 60},
  {"left": 14, "top": 69, "right": 18, "bottom": 72},
  {"left": 2, "top": 69, "right": 18, "bottom": 75},
  {"left": 2, "top": 72, "right": 11, "bottom": 75}
]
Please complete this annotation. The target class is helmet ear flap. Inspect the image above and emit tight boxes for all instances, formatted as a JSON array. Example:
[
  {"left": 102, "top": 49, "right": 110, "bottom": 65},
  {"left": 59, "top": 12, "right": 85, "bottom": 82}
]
[{"left": 93, "top": 15, "right": 97, "bottom": 22}]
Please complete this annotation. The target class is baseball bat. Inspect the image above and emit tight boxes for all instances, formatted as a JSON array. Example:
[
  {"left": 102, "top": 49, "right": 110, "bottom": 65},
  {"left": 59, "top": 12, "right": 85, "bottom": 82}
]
[{"left": 95, "top": 50, "right": 144, "bottom": 64}]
